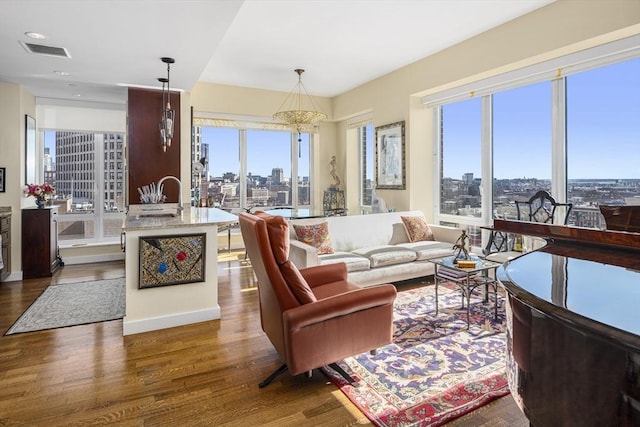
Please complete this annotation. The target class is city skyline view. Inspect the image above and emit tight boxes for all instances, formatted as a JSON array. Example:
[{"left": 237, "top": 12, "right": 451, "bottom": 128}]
[{"left": 200, "top": 127, "right": 311, "bottom": 179}]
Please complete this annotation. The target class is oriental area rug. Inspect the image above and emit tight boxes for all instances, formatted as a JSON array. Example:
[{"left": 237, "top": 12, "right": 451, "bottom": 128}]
[
  {"left": 5, "top": 278, "right": 125, "bottom": 335},
  {"left": 323, "top": 283, "right": 509, "bottom": 427}
]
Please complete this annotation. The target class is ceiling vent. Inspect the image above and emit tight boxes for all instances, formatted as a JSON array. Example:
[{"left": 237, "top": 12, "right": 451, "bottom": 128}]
[{"left": 19, "top": 41, "right": 71, "bottom": 58}]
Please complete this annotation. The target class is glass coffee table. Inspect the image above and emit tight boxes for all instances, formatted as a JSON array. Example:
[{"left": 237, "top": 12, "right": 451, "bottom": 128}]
[{"left": 430, "top": 256, "right": 501, "bottom": 328}]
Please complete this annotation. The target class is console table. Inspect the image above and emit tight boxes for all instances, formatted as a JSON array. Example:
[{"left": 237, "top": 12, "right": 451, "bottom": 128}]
[
  {"left": 22, "top": 207, "right": 63, "bottom": 279},
  {"left": 322, "top": 189, "right": 346, "bottom": 216}
]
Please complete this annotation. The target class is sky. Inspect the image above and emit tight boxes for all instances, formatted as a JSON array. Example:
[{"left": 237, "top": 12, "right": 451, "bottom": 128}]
[
  {"left": 443, "top": 56, "right": 639, "bottom": 180},
  {"left": 201, "top": 127, "right": 310, "bottom": 179}
]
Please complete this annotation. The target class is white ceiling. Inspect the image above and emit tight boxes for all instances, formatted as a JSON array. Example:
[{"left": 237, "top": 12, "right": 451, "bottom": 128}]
[{"left": 0, "top": 0, "right": 554, "bottom": 105}]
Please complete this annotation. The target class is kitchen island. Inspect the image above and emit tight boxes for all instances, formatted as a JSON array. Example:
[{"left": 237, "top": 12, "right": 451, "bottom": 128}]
[{"left": 122, "top": 207, "right": 237, "bottom": 336}]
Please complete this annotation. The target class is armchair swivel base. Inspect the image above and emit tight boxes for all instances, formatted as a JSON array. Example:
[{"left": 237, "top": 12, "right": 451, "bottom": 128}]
[{"left": 258, "top": 362, "right": 357, "bottom": 389}]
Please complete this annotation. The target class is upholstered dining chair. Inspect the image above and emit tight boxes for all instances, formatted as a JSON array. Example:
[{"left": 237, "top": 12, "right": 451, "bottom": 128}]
[{"left": 239, "top": 211, "right": 397, "bottom": 388}]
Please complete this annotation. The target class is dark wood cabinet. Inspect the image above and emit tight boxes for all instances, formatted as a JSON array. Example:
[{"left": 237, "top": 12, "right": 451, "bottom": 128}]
[
  {"left": 0, "top": 213, "right": 10, "bottom": 281},
  {"left": 22, "top": 207, "right": 62, "bottom": 279},
  {"left": 127, "top": 87, "right": 180, "bottom": 205}
]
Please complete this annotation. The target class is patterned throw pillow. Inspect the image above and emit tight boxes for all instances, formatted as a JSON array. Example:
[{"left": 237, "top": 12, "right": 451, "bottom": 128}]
[
  {"left": 401, "top": 215, "right": 435, "bottom": 242},
  {"left": 293, "top": 222, "right": 334, "bottom": 254}
]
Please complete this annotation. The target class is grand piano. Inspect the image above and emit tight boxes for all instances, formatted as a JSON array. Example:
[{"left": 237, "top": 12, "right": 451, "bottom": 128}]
[{"left": 494, "top": 219, "right": 640, "bottom": 427}]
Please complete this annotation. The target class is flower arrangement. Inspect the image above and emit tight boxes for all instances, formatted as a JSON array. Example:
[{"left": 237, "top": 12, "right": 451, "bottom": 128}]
[{"left": 24, "top": 184, "right": 55, "bottom": 202}]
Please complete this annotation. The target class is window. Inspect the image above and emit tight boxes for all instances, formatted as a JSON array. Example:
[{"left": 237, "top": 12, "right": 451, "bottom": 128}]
[
  {"left": 201, "top": 127, "right": 240, "bottom": 209},
  {"left": 44, "top": 130, "right": 126, "bottom": 244},
  {"left": 566, "top": 58, "right": 640, "bottom": 228},
  {"left": 492, "top": 81, "right": 552, "bottom": 219},
  {"left": 439, "top": 98, "right": 483, "bottom": 218},
  {"left": 247, "top": 130, "right": 292, "bottom": 208},
  {"left": 433, "top": 52, "right": 640, "bottom": 238},
  {"left": 198, "top": 125, "right": 313, "bottom": 212},
  {"left": 297, "top": 133, "right": 311, "bottom": 206},
  {"left": 359, "top": 124, "right": 374, "bottom": 209}
]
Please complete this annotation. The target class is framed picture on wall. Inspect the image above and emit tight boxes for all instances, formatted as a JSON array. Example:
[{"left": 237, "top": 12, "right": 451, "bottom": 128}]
[
  {"left": 375, "top": 121, "right": 406, "bottom": 190},
  {"left": 0, "top": 167, "right": 5, "bottom": 192},
  {"left": 25, "top": 115, "right": 36, "bottom": 185}
]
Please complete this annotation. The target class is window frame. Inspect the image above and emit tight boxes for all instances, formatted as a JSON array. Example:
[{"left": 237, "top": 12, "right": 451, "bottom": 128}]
[
  {"left": 196, "top": 124, "right": 314, "bottom": 213},
  {"left": 43, "top": 130, "right": 127, "bottom": 247}
]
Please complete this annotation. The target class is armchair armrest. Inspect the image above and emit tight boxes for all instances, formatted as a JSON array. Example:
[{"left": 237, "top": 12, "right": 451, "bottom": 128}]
[
  {"left": 289, "top": 239, "right": 318, "bottom": 269},
  {"left": 299, "top": 263, "right": 348, "bottom": 287},
  {"left": 283, "top": 284, "right": 397, "bottom": 330}
]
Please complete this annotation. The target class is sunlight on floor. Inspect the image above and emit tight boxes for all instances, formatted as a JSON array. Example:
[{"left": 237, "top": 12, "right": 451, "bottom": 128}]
[{"left": 331, "top": 390, "right": 370, "bottom": 424}]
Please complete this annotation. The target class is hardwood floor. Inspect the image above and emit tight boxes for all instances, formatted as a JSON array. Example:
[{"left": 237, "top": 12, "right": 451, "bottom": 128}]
[{"left": 0, "top": 252, "right": 528, "bottom": 426}]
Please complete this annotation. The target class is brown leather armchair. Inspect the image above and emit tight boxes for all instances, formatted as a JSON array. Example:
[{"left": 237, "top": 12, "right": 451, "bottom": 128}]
[{"left": 239, "top": 211, "right": 397, "bottom": 387}]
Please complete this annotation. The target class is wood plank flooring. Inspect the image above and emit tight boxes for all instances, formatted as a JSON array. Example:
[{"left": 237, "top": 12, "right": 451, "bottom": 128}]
[{"left": 0, "top": 252, "right": 528, "bottom": 426}]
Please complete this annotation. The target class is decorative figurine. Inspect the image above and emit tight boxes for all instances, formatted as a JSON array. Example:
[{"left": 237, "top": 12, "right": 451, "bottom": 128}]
[
  {"left": 452, "top": 230, "right": 470, "bottom": 263},
  {"left": 329, "top": 155, "right": 341, "bottom": 189}
]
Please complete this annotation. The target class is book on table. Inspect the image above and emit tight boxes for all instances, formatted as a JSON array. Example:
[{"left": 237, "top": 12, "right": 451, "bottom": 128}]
[{"left": 437, "top": 267, "right": 478, "bottom": 279}]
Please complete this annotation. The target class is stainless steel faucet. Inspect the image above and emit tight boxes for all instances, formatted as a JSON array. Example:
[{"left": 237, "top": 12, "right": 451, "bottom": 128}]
[{"left": 157, "top": 175, "right": 183, "bottom": 214}]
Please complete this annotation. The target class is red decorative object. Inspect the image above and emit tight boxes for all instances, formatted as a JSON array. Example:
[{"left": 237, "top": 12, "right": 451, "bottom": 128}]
[{"left": 175, "top": 251, "right": 187, "bottom": 262}]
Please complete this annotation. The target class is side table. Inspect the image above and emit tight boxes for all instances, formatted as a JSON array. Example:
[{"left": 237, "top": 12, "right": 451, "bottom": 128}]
[{"left": 430, "top": 256, "right": 501, "bottom": 328}]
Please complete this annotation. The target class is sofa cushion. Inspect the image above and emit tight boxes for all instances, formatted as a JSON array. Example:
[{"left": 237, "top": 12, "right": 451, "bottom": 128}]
[
  {"left": 397, "top": 241, "right": 453, "bottom": 261},
  {"left": 388, "top": 222, "right": 411, "bottom": 245},
  {"left": 353, "top": 245, "right": 417, "bottom": 268},
  {"left": 401, "top": 215, "right": 435, "bottom": 242},
  {"left": 280, "top": 260, "right": 317, "bottom": 304},
  {"left": 293, "top": 221, "right": 334, "bottom": 254},
  {"left": 318, "top": 252, "right": 371, "bottom": 272}
]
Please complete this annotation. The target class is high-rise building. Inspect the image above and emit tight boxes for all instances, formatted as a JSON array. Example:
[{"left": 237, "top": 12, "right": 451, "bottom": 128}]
[
  {"left": 191, "top": 127, "right": 202, "bottom": 200},
  {"left": 44, "top": 147, "right": 53, "bottom": 172},
  {"left": 54, "top": 132, "right": 125, "bottom": 210},
  {"left": 271, "top": 168, "right": 284, "bottom": 184}
]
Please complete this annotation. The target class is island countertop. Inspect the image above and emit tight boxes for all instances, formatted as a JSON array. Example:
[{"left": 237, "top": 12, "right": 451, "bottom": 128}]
[{"left": 123, "top": 207, "right": 237, "bottom": 231}]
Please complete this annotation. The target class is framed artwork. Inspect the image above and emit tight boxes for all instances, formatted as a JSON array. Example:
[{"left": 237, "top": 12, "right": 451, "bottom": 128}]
[
  {"left": 0, "top": 167, "right": 5, "bottom": 192},
  {"left": 139, "top": 233, "right": 206, "bottom": 289},
  {"left": 375, "top": 121, "right": 406, "bottom": 190},
  {"left": 25, "top": 115, "right": 36, "bottom": 185}
]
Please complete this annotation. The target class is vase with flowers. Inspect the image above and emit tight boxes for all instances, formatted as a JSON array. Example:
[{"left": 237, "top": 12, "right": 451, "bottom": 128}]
[{"left": 24, "top": 184, "right": 55, "bottom": 208}]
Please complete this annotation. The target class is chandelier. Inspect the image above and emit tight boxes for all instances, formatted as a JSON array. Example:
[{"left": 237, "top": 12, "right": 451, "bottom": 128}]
[
  {"left": 273, "top": 69, "right": 327, "bottom": 141},
  {"left": 159, "top": 57, "right": 175, "bottom": 152}
]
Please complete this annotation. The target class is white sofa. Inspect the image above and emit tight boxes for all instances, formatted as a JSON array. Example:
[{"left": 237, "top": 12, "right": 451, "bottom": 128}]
[{"left": 287, "top": 210, "right": 461, "bottom": 287}]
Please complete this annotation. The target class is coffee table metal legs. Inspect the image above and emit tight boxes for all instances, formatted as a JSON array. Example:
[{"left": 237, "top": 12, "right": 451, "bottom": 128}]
[{"left": 434, "top": 267, "right": 498, "bottom": 329}]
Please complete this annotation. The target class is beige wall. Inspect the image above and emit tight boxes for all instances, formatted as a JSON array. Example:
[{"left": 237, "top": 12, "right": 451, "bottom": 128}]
[{"left": 0, "top": 82, "right": 36, "bottom": 279}]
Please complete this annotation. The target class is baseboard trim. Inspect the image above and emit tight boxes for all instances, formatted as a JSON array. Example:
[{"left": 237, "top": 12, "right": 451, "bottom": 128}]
[
  {"left": 63, "top": 253, "right": 125, "bottom": 265},
  {"left": 122, "top": 307, "right": 221, "bottom": 336},
  {"left": 0, "top": 271, "right": 23, "bottom": 282}
]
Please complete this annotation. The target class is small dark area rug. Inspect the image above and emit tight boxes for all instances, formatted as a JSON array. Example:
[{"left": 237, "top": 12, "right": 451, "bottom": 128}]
[
  {"left": 5, "top": 278, "right": 125, "bottom": 335},
  {"left": 323, "top": 283, "right": 508, "bottom": 427}
]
